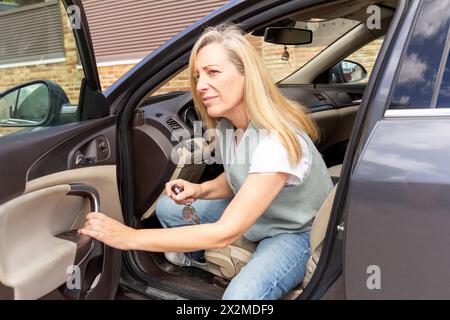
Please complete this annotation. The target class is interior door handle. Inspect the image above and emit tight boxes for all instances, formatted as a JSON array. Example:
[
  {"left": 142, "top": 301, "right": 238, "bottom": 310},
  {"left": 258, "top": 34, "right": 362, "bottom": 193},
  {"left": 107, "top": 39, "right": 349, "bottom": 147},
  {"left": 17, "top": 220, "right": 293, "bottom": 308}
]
[
  {"left": 68, "top": 183, "right": 100, "bottom": 212},
  {"left": 72, "top": 136, "right": 110, "bottom": 167},
  {"left": 57, "top": 183, "right": 103, "bottom": 300},
  {"left": 75, "top": 153, "right": 95, "bottom": 166}
]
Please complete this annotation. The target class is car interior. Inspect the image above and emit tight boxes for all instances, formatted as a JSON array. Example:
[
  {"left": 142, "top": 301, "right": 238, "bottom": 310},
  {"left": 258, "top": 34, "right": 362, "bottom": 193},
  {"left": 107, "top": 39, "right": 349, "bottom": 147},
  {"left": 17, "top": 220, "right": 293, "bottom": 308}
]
[
  {"left": 126, "top": 0, "right": 399, "bottom": 299},
  {"left": 0, "top": 0, "right": 401, "bottom": 301}
]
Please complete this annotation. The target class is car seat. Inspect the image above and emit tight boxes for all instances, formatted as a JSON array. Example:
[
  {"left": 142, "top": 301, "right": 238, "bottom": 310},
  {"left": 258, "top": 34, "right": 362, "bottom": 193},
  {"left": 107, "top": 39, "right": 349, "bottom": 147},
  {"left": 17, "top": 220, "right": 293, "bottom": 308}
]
[{"left": 203, "top": 182, "right": 338, "bottom": 299}]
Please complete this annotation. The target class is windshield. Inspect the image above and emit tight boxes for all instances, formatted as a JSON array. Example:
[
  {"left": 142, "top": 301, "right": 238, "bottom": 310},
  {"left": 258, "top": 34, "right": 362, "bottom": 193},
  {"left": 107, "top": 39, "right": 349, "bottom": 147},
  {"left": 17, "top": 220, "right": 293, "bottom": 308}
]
[{"left": 257, "top": 18, "right": 360, "bottom": 83}]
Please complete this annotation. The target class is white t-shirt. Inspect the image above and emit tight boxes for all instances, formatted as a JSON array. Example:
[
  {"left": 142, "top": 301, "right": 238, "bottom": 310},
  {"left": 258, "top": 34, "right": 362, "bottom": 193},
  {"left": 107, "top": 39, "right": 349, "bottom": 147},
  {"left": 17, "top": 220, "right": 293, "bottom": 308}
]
[{"left": 227, "top": 130, "right": 310, "bottom": 186}]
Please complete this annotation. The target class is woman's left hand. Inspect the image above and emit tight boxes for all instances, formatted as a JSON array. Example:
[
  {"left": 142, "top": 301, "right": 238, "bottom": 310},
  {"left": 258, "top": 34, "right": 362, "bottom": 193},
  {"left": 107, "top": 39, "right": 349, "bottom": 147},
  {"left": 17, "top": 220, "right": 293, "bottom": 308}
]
[{"left": 78, "top": 212, "right": 137, "bottom": 250}]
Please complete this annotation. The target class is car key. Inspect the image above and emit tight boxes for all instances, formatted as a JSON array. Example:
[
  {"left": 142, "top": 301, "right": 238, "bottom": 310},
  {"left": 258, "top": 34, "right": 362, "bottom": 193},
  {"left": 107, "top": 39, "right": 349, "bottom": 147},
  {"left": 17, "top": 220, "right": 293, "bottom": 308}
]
[{"left": 171, "top": 185, "right": 201, "bottom": 224}]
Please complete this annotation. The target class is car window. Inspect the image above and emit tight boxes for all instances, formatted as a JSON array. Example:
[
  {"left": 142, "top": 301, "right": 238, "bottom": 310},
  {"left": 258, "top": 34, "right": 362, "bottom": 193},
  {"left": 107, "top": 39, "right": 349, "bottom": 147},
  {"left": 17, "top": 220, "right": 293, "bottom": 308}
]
[
  {"left": 263, "top": 18, "right": 360, "bottom": 83},
  {"left": 0, "top": 0, "right": 85, "bottom": 138},
  {"left": 390, "top": 0, "right": 450, "bottom": 109},
  {"left": 333, "top": 37, "right": 384, "bottom": 84}
]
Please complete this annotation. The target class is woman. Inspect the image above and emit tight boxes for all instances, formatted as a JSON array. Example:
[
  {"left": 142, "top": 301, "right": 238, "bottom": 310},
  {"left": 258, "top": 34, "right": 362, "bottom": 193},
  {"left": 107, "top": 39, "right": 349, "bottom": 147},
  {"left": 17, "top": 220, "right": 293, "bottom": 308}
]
[{"left": 79, "top": 25, "right": 333, "bottom": 300}]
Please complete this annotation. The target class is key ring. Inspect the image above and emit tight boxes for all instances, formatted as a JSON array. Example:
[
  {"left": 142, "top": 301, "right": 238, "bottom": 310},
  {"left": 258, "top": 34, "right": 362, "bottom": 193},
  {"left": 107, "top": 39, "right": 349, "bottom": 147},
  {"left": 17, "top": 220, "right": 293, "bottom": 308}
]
[{"left": 171, "top": 185, "right": 200, "bottom": 224}]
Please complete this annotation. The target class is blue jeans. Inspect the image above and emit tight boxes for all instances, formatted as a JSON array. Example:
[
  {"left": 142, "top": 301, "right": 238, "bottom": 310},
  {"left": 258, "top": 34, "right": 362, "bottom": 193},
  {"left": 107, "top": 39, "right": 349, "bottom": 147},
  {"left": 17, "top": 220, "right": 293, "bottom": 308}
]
[{"left": 156, "top": 195, "right": 311, "bottom": 300}]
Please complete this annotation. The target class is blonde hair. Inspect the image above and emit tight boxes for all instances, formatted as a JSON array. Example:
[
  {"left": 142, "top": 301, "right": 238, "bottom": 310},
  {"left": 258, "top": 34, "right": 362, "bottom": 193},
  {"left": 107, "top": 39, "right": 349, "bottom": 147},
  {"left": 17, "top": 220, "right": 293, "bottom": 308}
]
[{"left": 189, "top": 24, "right": 319, "bottom": 165}]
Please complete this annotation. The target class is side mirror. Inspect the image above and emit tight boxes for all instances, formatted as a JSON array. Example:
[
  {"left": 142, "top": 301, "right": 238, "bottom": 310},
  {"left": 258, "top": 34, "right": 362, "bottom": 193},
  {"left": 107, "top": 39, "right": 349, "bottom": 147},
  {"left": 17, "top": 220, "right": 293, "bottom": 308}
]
[
  {"left": 0, "top": 80, "right": 75, "bottom": 127},
  {"left": 330, "top": 60, "right": 368, "bottom": 84},
  {"left": 264, "top": 27, "right": 313, "bottom": 45}
]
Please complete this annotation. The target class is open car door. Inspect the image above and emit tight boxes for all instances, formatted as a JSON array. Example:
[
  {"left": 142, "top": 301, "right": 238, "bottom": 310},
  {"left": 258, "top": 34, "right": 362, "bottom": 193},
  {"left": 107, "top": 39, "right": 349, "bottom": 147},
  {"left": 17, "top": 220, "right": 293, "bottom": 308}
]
[{"left": 0, "top": 0, "right": 122, "bottom": 299}]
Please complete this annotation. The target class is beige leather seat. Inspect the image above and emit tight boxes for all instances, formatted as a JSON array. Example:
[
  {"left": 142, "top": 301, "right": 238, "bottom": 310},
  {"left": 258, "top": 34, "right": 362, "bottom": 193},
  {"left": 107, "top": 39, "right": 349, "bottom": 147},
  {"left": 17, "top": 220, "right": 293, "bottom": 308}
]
[
  {"left": 328, "top": 164, "right": 342, "bottom": 180},
  {"left": 204, "top": 183, "right": 338, "bottom": 299}
]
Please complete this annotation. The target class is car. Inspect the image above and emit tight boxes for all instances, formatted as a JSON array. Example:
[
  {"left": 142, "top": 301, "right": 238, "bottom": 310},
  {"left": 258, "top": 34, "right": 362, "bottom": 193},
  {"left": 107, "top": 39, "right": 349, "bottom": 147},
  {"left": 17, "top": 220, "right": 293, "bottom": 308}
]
[{"left": 0, "top": 0, "right": 449, "bottom": 300}]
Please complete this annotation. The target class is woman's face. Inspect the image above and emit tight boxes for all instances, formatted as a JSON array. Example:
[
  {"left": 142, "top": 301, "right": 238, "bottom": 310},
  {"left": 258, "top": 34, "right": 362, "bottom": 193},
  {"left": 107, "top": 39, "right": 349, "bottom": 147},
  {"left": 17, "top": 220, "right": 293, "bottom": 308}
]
[{"left": 194, "top": 43, "right": 245, "bottom": 120}]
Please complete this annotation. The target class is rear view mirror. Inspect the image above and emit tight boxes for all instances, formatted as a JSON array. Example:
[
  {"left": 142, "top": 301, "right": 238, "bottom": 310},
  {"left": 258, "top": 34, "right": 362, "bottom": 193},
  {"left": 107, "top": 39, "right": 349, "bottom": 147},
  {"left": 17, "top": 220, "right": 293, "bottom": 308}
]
[{"left": 264, "top": 27, "right": 313, "bottom": 45}]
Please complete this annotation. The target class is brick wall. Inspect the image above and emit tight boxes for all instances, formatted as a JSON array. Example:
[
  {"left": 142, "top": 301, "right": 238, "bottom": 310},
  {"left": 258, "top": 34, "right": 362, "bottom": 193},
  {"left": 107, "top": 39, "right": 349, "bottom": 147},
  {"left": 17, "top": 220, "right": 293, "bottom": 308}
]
[
  {"left": 97, "top": 63, "right": 192, "bottom": 95},
  {"left": 98, "top": 64, "right": 135, "bottom": 92}
]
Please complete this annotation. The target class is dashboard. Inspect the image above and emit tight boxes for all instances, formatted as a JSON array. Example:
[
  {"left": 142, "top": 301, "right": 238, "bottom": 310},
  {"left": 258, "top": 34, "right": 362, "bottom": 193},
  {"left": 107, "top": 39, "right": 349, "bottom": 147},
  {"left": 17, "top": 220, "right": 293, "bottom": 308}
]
[{"left": 135, "top": 85, "right": 358, "bottom": 137}]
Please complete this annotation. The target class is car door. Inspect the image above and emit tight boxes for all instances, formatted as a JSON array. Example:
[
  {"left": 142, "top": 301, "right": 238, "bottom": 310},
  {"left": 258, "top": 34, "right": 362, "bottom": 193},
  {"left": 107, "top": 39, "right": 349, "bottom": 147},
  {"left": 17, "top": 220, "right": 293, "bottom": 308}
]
[
  {"left": 0, "top": 0, "right": 122, "bottom": 300},
  {"left": 343, "top": 0, "right": 450, "bottom": 299}
]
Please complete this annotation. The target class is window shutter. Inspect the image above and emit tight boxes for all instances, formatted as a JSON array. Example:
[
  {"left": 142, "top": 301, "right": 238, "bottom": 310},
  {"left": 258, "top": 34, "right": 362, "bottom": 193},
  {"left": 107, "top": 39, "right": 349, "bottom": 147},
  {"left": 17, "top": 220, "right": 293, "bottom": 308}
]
[
  {"left": 0, "top": 0, "right": 64, "bottom": 66},
  {"left": 82, "top": 0, "right": 229, "bottom": 64}
]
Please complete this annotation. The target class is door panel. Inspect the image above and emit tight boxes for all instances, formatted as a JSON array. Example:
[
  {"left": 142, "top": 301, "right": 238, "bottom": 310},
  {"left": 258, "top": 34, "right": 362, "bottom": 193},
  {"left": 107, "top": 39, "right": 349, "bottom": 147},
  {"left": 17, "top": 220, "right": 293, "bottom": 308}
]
[
  {"left": 28, "top": 118, "right": 116, "bottom": 181},
  {"left": 315, "top": 84, "right": 366, "bottom": 106},
  {"left": 0, "top": 165, "right": 123, "bottom": 300},
  {"left": 25, "top": 166, "right": 123, "bottom": 227},
  {"left": 0, "top": 118, "right": 122, "bottom": 299},
  {"left": 0, "top": 184, "right": 78, "bottom": 300},
  {"left": 0, "top": 117, "right": 116, "bottom": 204},
  {"left": 279, "top": 85, "right": 361, "bottom": 167},
  {"left": 310, "top": 105, "right": 359, "bottom": 152},
  {"left": 26, "top": 166, "right": 123, "bottom": 299}
]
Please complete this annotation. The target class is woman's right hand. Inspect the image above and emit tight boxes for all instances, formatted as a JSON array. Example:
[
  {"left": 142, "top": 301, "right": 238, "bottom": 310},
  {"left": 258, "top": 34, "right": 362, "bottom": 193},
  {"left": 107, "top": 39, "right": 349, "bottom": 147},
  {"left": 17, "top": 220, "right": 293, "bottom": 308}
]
[{"left": 165, "top": 179, "right": 203, "bottom": 205}]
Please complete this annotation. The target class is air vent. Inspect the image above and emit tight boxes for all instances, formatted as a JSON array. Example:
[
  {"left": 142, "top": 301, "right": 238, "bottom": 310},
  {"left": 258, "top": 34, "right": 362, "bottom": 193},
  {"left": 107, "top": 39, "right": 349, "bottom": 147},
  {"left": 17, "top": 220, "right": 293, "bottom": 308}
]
[{"left": 166, "top": 118, "right": 182, "bottom": 131}]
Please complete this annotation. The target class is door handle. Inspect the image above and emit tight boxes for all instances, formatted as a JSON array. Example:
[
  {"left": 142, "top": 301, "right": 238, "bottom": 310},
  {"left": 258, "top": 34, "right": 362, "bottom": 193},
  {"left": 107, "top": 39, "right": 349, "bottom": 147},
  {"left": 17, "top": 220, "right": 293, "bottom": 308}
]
[
  {"left": 75, "top": 153, "right": 95, "bottom": 166},
  {"left": 57, "top": 184, "right": 103, "bottom": 299},
  {"left": 68, "top": 183, "right": 100, "bottom": 212},
  {"left": 72, "top": 136, "right": 110, "bottom": 167}
]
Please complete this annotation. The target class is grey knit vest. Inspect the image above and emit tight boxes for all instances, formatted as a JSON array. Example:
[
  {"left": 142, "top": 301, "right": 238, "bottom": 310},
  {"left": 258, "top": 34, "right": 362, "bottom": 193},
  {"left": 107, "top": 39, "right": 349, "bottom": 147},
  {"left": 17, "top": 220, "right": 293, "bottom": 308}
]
[{"left": 215, "top": 118, "right": 333, "bottom": 242}]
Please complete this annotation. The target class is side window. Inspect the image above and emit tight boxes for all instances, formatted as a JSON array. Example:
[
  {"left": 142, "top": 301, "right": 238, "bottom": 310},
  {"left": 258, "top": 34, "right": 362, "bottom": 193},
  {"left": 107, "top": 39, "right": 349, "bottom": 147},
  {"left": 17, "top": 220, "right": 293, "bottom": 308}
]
[
  {"left": 330, "top": 38, "right": 384, "bottom": 84},
  {"left": 390, "top": 0, "right": 450, "bottom": 109},
  {"left": 0, "top": 0, "right": 85, "bottom": 137}
]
